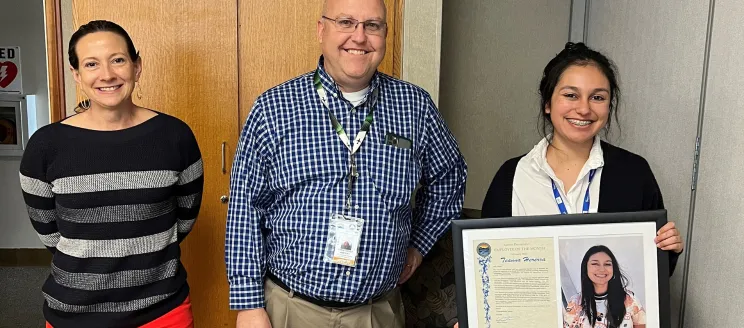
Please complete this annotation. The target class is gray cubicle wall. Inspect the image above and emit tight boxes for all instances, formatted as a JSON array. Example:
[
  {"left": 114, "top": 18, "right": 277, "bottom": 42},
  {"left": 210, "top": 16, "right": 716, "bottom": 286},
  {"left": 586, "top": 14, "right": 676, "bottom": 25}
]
[
  {"left": 437, "top": 1, "right": 742, "bottom": 326},
  {"left": 585, "top": 2, "right": 710, "bottom": 327},
  {"left": 685, "top": 0, "right": 744, "bottom": 326}
]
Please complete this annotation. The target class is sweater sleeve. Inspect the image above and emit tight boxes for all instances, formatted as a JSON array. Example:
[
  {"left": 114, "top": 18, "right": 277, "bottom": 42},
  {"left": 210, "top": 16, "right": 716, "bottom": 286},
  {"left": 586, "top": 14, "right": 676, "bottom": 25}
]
[
  {"left": 175, "top": 123, "right": 204, "bottom": 242},
  {"left": 19, "top": 129, "right": 60, "bottom": 254},
  {"left": 481, "top": 157, "right": 520, "bottom": 219},
  {"left": 638, "top": 156, "right": 680, "bottom": 276}
]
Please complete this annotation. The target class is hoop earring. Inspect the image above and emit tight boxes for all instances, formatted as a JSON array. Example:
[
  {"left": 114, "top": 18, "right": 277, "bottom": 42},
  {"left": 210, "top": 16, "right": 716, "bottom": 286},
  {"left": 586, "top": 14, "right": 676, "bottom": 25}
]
[
  {"left": 75, "top": 98, "right": 91, "bottom": 113},
  {"left": 136, "top": 82, "right": 143, "bottom": 100}
]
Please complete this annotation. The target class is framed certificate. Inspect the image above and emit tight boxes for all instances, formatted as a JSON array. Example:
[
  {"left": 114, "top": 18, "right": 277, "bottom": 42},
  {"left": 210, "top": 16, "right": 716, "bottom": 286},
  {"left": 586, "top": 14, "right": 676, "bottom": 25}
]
[{"left": 452, "top": 210, "right": 670, "bottom": 328}]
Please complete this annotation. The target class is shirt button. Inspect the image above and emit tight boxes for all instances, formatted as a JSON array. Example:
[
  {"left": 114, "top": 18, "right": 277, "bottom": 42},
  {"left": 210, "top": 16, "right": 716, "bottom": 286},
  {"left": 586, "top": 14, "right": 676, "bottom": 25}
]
[
  {"left": 354, "top": 205, "right": 360, "bottom": 210},
  {"left": 340, "top": 298, "right": 345, "bottom": 302},
  {"left": 351, "top": 109, "right": 356, "bottom": 114},
  {"left": 346, "top": 271, "right": 351, "bottom": 276}
]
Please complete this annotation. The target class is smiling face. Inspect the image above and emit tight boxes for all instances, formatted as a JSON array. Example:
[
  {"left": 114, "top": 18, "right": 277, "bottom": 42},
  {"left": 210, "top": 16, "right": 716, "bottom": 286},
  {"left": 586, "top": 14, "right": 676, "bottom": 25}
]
[
  {"left": 587, "top": 251, "right": 613, "bottom": 287},
  {"left": 545, "top": 63, "right": 610, "bottom": 147},
  {"left": 71, "top": 31, "right": 141, "bottom": 110},
  {"left": 317, "top": 0, "right": 387, "bottom": 92}
]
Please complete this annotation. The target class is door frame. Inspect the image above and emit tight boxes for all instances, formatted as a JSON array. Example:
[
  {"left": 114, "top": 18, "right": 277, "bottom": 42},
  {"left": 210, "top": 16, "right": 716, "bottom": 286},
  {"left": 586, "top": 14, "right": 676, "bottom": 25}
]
[{"left": 44, "top": 0, "right": 66, "bottom": 123}]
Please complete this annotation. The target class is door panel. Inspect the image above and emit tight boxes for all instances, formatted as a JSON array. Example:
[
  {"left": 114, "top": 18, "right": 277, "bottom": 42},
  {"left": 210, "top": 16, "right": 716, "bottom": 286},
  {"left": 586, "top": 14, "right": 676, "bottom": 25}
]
[
  {"left": 73, "top": 1, "right": 238, "bottom": 326},
  {"left": 72, "top": 0, "right": 402, "bottom": 326},
  {"left": 239, "top": 0, "right": 398, "bottom": 123}
]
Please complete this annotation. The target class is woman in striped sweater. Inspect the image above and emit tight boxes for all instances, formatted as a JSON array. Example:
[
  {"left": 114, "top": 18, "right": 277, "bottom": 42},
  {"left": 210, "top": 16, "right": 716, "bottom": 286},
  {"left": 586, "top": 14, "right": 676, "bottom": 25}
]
[{"left": 19, "top": 20, "right": 203, "bottom": 328}]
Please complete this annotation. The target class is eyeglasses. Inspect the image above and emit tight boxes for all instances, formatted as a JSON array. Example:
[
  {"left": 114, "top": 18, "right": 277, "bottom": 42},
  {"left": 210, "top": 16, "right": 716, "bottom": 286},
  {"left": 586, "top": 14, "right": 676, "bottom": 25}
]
[{"left": 322, "top": 16, "right": 387, "bottom": 36}]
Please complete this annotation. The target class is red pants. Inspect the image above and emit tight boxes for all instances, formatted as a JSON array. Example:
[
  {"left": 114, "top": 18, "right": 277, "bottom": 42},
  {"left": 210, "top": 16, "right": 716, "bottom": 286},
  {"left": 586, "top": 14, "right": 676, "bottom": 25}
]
[{"left": 47, "top": 296, "right": 194, "bottom": 328}]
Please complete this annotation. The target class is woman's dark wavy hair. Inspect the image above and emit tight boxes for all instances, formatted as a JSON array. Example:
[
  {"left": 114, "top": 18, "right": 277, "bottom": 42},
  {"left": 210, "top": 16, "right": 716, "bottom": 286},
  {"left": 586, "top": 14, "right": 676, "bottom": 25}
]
[
  {"left": 538, "top": 42, "right": 621, "bottom": 141},
  {"left": 580, "top": 245, "right": 629, "bottom": 328},
  {"left": 68, "top": 20, "right": 139, "bottom": 70}
]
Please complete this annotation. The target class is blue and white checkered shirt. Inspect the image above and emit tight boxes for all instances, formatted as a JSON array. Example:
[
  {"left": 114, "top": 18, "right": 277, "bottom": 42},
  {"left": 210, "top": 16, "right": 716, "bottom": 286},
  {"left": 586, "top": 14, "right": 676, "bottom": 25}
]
[{"left": 226, "top": 56, "right": 467, "bottom": 310}]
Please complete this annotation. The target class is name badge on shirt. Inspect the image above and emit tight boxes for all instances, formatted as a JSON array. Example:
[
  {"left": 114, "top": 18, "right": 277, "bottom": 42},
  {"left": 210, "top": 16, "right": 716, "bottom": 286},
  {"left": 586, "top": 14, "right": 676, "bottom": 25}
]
[{"left": 324, "top": 214, "right": 364, "bottom": 267}]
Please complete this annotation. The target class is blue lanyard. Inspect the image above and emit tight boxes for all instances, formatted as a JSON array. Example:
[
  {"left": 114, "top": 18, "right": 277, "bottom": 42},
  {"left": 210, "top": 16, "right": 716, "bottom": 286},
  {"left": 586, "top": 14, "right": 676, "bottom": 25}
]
[{"left": 551, "top": 169, "right": 596, "bottom": 214}]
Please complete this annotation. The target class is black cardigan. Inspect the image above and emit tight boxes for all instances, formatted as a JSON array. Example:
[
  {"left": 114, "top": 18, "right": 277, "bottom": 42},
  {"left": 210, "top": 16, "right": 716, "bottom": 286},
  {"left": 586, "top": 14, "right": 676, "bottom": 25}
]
[{"left": 481, "top": 141, "right": 680, "bottom": 275}]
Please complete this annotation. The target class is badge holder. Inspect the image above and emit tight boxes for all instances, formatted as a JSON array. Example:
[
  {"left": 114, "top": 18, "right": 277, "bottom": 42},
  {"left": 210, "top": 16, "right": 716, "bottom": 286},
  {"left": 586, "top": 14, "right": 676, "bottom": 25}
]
[{"left": 324, "top": 213, "right": 364, "bottom": 267}]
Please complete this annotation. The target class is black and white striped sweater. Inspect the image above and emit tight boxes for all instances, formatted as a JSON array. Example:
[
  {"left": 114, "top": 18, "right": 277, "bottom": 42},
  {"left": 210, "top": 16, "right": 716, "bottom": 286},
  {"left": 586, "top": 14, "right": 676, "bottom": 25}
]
[{"left": 19, "top": 112, "right": 203, "bottom": 328}]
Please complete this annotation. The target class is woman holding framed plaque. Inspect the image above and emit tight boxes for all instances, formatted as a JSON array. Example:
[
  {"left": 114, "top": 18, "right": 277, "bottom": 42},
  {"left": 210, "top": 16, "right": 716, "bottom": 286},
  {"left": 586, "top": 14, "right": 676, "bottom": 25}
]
[{"left": 480, "top": 42, "right": 684, "bottom": 273}]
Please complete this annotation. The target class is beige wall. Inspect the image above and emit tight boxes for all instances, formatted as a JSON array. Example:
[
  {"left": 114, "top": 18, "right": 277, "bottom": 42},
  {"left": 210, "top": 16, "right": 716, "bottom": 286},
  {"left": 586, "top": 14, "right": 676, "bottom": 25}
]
[
  {"left": 438, "top": 0, "right": 572, "bottom": 210},
  {"left": 401, "top": 0, "right": 442, "bottom": 105},
  {"left": 62, "top": 0, "right": 76, "bottom": 117}
]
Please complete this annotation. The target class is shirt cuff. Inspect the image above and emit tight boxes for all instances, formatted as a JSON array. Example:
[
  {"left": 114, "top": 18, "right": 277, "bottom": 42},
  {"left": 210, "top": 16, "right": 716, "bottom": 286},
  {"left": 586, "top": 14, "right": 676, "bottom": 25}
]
[
  {"left": 409, "top": 229, "right": 439, "bottom": 257},
  {"left": 229, "top": 278, "right": 266, "bottom": 310}
]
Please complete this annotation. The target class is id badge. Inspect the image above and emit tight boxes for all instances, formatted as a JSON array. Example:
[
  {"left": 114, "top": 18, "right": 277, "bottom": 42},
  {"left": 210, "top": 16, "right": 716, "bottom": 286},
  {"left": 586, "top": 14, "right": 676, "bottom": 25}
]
[{"left": 323, "top": 214, "right": 364, "bottom": 267}]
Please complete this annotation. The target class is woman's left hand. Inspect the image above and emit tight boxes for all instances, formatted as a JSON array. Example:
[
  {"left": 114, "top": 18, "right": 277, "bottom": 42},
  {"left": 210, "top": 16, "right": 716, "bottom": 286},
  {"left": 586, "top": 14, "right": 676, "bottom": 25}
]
[{"left": 655, "top": 221, "right": 684, "bottom": 253}]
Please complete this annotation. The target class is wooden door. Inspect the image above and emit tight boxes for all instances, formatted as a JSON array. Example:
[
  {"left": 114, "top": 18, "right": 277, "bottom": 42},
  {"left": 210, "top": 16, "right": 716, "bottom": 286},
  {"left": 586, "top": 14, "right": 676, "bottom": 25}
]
[
  {"left": 70, "top": 1, "right": 403, "bottom": 327},
  {"left": 239, "top": 0, "right": 401, "bottom": 122},
  {"left": 73, "top": 1, "right": 239, "bottom": 326}
]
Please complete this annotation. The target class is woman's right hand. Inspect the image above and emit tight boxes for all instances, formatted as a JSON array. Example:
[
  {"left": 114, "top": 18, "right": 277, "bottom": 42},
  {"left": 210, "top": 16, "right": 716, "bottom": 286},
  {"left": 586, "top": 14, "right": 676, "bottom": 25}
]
[{"left": 655, "top": 221, "right": 683, "bottom": 253}]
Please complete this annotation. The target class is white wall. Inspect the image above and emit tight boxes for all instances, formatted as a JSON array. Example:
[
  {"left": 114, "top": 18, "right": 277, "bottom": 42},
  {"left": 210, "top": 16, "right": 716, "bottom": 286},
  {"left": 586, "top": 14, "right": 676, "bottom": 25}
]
[{"left": 0, "top": 0, "right": 49, "bottom": 248}]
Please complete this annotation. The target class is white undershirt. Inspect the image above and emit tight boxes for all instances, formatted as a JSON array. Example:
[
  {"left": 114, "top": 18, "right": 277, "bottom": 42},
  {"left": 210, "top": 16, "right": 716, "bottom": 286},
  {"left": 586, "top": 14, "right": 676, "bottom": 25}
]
[
  {"left": 512, "top": 136, "right": 605, "bottom": 216},
  {"left": 341, "top": 87, "right": 370, "bottom": 108}
]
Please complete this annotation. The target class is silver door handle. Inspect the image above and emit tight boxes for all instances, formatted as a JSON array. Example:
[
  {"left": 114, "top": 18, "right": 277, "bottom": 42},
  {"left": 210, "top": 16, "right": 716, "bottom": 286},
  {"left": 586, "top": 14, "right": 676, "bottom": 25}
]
[{"left": 221, "top": 142, "right": 226, "bottom": 174}]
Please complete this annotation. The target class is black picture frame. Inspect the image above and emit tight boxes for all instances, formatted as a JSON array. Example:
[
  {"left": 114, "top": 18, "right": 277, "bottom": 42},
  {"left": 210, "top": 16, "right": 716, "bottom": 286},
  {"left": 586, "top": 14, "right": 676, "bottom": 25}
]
[{"left": 452, "top": 209, "right": 670, "bottom": 328}]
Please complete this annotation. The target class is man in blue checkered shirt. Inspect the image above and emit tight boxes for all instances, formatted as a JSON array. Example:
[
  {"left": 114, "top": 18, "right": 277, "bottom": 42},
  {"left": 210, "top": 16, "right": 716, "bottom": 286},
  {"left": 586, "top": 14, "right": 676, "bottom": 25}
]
[{"left": 226, "top": 0, "right": 467, "bottom": 327}]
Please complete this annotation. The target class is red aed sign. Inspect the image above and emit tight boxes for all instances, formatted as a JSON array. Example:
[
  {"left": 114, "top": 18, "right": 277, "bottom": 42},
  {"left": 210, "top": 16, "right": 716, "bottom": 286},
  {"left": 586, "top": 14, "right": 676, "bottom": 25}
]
[{"left": 0, "top": 46, "right": 22, "bottom": 94}]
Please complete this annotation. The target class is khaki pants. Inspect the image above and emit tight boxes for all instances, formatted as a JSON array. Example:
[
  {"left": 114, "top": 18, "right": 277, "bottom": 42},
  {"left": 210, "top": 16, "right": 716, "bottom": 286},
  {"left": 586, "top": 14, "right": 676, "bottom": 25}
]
[{"left": 265, "top": 278, "right": 405, "bottom": 328}]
